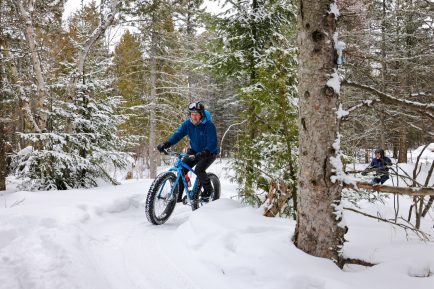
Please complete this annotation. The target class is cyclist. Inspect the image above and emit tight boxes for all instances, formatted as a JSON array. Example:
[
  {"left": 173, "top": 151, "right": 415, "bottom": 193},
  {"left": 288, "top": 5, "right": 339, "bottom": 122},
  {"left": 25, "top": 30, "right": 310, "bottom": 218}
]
[
  {"left": 361, "top": 148, "right": 392, "bottom": 184},
  {"left": 157, "top": 102, "right": 220, "bottom": 202}
]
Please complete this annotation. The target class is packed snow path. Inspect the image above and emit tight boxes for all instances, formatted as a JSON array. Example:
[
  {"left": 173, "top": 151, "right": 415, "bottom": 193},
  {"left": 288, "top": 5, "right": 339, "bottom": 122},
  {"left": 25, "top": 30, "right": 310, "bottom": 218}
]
[
  {"left": 1, "top": 161, "right": 434, "bottom": 289},
  {"left": 80, "top": 202, "right": 202, "bottom": 289}
]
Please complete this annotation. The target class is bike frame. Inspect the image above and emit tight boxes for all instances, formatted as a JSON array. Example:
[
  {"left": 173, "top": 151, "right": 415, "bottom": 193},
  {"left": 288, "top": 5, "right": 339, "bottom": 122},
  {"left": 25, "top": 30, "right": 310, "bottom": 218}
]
[{"left": 159, "top": 152, "right": 199, "bottom": 204}]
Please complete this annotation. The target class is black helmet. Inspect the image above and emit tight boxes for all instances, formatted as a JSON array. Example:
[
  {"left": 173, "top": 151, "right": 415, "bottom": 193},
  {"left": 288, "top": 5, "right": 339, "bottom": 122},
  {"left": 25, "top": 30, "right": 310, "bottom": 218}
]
[
  {"left": 374, "top": 148, "right": 385, "bottom": 157},
  {"left": 188, "top": 101, "right": 205, "bottom": 116}
]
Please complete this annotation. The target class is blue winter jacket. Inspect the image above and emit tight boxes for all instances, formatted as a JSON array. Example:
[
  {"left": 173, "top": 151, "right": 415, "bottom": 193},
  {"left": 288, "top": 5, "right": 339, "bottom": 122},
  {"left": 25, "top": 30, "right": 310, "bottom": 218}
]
[
  {"left": 168, "top": 110, "right": 220, "bottom": 155},
  {"left": 369, "top": 157, "right": 392, "bottom": 175}
]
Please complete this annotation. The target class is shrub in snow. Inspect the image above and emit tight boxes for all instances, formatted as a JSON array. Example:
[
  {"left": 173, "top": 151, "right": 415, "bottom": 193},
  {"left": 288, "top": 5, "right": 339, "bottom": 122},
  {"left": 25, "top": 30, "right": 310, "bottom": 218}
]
[{"left": 13, "top": 92, "right": 133, "bottom": 191}]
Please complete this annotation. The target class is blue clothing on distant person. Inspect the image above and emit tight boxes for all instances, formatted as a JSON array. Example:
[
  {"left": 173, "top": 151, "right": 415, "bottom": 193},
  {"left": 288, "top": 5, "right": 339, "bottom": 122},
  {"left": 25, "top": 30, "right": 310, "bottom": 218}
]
[
  {"left": 362, "top": 148, "right": 392, "bottom": 184},
  {"left": 368, "top": 156, "right": 392, "bottom": 184}
]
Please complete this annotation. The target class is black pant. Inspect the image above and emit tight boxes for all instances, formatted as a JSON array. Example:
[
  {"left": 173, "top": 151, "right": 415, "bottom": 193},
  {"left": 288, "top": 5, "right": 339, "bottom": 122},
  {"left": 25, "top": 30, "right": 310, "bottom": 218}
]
[{"left": 178, "top": 154, "right": 216, "bottom": 200}]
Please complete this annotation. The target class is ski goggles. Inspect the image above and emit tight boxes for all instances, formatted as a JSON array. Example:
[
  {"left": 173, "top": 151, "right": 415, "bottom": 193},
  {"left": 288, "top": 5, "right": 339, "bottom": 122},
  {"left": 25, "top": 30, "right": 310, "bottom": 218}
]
[{"left": 188, "top": 102, "right": 203, "bottom": 112}]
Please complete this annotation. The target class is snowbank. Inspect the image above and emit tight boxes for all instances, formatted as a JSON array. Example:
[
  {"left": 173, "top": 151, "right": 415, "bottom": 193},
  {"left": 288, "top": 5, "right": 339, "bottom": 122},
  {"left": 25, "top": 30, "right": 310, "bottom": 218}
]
[{"left": 408, "top": 143, "right": 434, "bottom": 164}]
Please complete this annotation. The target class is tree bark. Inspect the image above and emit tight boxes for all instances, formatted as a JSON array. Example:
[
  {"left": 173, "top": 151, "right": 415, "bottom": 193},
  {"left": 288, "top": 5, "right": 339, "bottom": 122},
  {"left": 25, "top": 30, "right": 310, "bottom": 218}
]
[
  {"left": 14, "top": 0, "right": 48, "bottom": 130},
  {"left": 148, "top": 14, "right": 158, "bottom": 179},
  {"left": 295, "top": 1, "right": 345, "bottom": 264},
  {"left": 0, "top": 122, "right": 5, "bottom": 191},
  {"left": 0, "top": 2, "right": 5, "bottom": 190},
  {"left": 2, "top": 38, "right": 38, "bottom": 134},
  {"left": 398, "top": 127, "right": 408, "bottom": 163},
  {"left": 379, "top": 0, "right": 387, "bottom": 149},
  {"left": 393, "top": 141, "right": 399, "bottom": 158}
]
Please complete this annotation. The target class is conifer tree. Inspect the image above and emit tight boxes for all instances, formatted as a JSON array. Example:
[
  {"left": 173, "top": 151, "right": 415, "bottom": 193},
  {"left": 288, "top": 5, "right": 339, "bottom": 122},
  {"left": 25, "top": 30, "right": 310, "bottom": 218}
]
[
  {"left": 112, "top": 30, "right": 147, "bottom": 142},
  {"left": 129, "top": 0, "right": 193, "bottom": 177},
  {"left": 12, "top": 1, "right": 131, "bottom": 190},
  {"left": 206, "top": 0, "right": 298, "bottom": 207}
]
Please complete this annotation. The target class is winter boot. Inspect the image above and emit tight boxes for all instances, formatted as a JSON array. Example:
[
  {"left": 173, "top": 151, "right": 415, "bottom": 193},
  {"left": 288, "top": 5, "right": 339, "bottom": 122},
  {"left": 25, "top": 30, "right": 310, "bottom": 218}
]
[{"left": 201, "top": 180, "right": 213, "bottom": 203}]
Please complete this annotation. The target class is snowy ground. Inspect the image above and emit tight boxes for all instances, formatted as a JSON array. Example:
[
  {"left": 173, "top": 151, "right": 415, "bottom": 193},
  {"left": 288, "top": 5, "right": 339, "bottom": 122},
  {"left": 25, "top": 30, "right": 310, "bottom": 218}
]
[{"left": 1, "top": 159, "right": 434, "bottom": 289}]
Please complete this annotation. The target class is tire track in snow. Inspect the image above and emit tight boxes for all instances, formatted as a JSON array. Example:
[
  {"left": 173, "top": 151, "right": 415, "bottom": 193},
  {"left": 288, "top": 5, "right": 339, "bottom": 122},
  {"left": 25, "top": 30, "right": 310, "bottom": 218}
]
[
  {"left": 84, "top": 206, "right": 200, "bottom": 289},
  {"left": 126, "top": 224, "right": 201, "bottom": 289}
]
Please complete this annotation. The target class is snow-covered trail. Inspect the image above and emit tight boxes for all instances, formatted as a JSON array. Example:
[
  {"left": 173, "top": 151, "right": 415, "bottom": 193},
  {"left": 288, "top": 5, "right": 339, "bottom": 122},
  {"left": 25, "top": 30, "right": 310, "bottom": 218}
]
[
  {"left": 78, "top": 204, "right": 200, "bottom": 289},
  {"left": 1, "top": 159, "right": 434, "bottom": 289},
  {"left": 0, "top": 160, "right": 239, "bottom": 289},
  {"left": 0, "top": 179, "right": 208, "bottom": 289}
]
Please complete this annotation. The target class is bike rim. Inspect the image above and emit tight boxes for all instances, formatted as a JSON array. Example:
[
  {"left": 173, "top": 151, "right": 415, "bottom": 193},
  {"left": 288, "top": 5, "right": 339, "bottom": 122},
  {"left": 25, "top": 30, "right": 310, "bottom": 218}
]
[{"left": 154, "top": 178, "right": 175, "bottom": 219}]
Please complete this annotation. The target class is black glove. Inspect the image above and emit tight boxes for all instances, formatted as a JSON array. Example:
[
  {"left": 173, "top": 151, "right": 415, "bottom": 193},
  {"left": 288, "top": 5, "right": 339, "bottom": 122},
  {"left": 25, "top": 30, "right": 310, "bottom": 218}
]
[
  {"left": 157, "top": 141, "right": 171, "bottom": 153},
  {"left": 186, "top": 147, "right": 196, "bottom": 156},
  {"left": 361, "top": 171, "right": 368, "bottom": 176},
  {"left": 195, "top": 150, "right": 211, "bottom": 160}
]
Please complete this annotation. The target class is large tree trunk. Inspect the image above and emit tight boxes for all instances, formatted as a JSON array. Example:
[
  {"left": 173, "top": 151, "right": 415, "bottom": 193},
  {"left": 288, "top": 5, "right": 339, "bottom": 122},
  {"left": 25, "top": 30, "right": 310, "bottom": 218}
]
[
  {"left": 0, "top": 122, "right": 5, "bottom": 191},
  {"left": 243, "top": 0, "right": 259, "bottom": 197},
  {"left": 294, "top": 0, "right": 345, "bottom": 264},
  {"left": 186, "top": 0, "right": 194, "bottom": 103},
  {"left": 378, "top": 0, "right": 387, "bottom": 149},
  {"left": 0, "top": 120, "right": 5, "bottom": 191},
  {"left": 2, "top": 39, "right": 33, "bottom": 144},
  {"left": 15, "top": 0, "right": 48, "bottom": 131},
  {"left": 0, "top": 6, "right": 5, "bottom": 191},
  {"left": 148, "top": 19, "right": 158, "bottom": 179},
  {"left": 0, "top": 33, "right": 5, "bottom": 190}
]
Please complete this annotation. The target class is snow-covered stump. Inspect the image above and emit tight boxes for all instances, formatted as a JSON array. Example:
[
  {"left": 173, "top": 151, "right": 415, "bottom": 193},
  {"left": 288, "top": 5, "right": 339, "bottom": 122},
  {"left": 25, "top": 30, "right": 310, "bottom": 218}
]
[{"left": 263, "top": 181, "right": 292, "bottom": 218}]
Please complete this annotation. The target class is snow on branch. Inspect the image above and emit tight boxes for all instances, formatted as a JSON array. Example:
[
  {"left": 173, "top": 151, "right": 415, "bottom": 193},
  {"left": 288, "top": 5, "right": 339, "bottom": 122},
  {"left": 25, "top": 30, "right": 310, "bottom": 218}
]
[
  {"left": 67, "top": 0, "right": 121, "bottom": 99},
  {"left": 326, "top": 70, "right": 341, "bottom": 95},
  {"left": 342, "top": 80, "right": 434, "bottom": 115},
  {"left": 328, "top": 1, "right": 341, "bottom": 18},
  {"left": 336, "top": 99, "right": 377, "bottom": 120},
  {"left": 330, "top": 133, "right": 357, "bottom": 185}
]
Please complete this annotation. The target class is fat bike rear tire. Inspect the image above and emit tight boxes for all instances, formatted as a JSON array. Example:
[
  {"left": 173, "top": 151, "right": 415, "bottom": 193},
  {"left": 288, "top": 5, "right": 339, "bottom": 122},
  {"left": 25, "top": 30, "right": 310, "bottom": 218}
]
[{"left": 191, "top": 173, "right": 221, "bottom": 211}]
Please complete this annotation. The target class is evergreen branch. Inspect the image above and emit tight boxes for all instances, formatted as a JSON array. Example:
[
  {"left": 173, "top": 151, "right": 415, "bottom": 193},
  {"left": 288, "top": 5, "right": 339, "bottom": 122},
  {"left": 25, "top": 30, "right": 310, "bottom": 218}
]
[{"left": 95, "top": 163, "right": 120, "bottom": 186}]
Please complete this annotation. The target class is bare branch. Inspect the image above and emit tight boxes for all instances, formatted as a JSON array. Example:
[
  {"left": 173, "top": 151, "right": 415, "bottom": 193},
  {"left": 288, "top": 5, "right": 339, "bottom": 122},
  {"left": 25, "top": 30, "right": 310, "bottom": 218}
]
[
  {"left": 67, "top": 0, "right": 121, "bottom": 99},
  {"left": 344, "top": 207, "right": 431, "bottom": 241},
  {"left": 413, "top": 144, "right": 430, "bottom": 187},
  {"left": 219, "top": 119, "right": 247, "bottom": 158},
  {"left": 421, "top": 162, "right": 434, "bottom": 217},
  {"left": 342, "top": 80, "right": 434, "bottom": 115}
]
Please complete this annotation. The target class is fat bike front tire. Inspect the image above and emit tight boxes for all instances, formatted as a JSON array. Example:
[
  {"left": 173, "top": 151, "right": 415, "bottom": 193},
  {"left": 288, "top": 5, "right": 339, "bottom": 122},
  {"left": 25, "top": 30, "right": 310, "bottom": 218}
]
[{"left": 145, "top": 172, "right": 179, "bottom": 225}]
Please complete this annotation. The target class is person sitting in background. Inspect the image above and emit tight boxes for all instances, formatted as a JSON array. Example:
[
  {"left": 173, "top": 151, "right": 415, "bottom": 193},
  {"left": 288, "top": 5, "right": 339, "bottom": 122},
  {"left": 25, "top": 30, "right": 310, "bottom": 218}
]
[{"left": 361, "top": 148, "right": 392, "bottom": 185}]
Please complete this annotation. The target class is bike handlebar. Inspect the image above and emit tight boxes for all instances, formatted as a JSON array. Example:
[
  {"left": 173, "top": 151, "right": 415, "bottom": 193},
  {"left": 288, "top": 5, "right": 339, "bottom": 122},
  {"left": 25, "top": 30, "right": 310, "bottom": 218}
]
[{"left": 161, "top": 149, "right": 191, "bottom": 159}]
